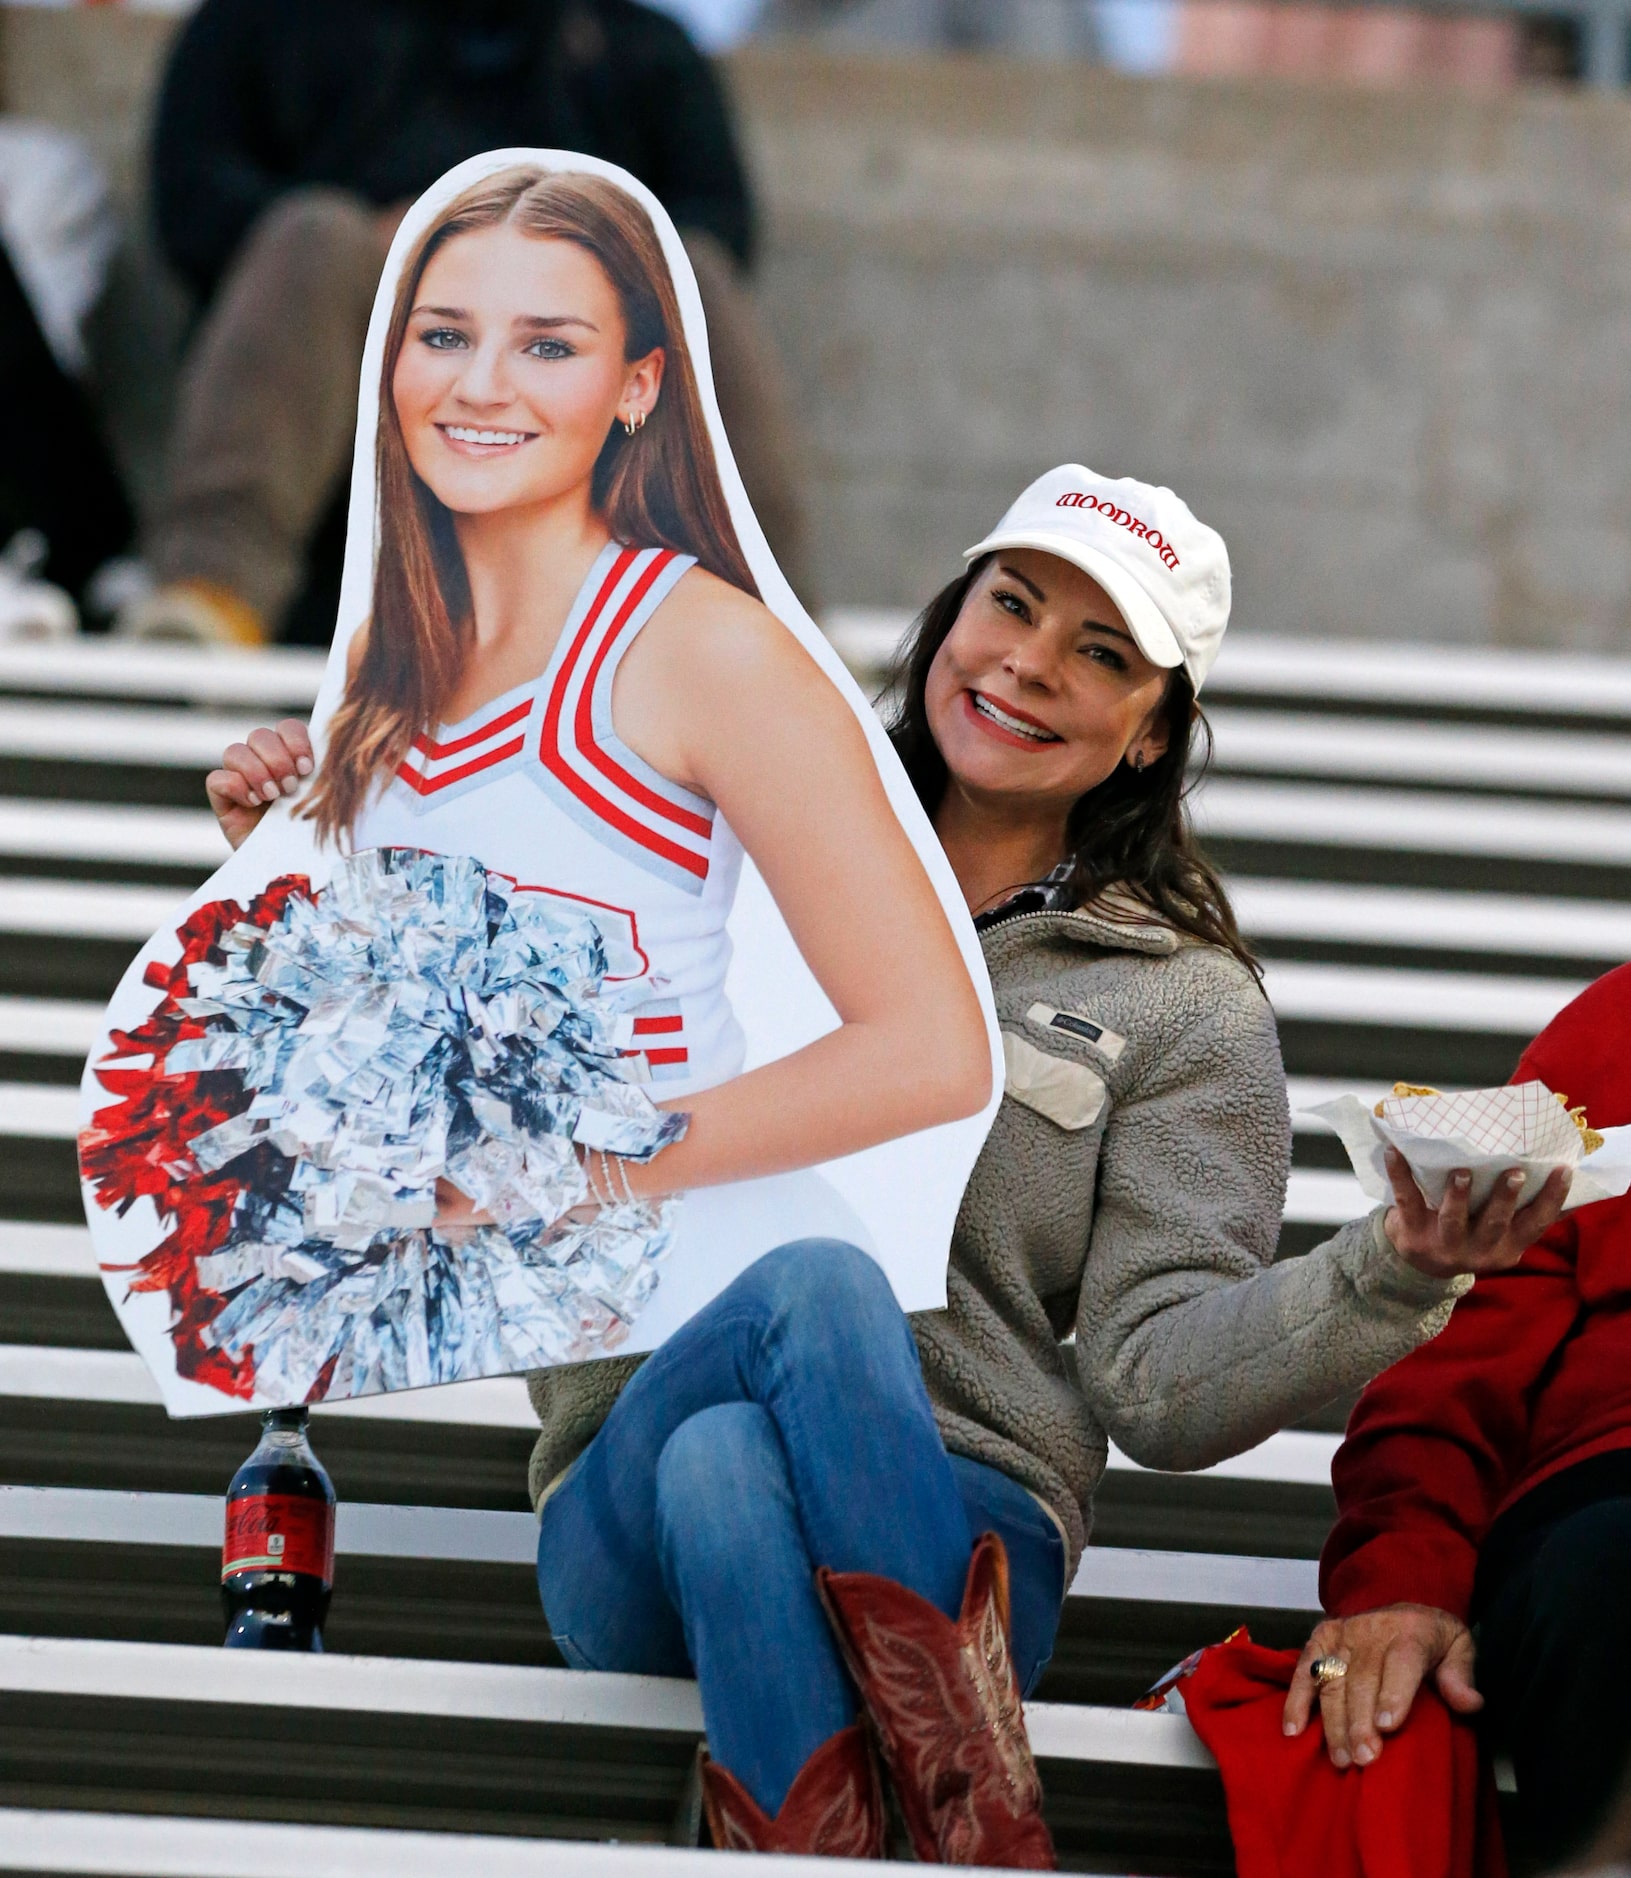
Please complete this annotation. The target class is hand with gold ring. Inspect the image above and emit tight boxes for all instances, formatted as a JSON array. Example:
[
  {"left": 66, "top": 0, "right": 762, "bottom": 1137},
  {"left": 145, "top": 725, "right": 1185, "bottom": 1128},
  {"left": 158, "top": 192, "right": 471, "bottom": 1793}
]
[{"left": 1283, "top": 1605, "right": 1481, "bottom": 1770}]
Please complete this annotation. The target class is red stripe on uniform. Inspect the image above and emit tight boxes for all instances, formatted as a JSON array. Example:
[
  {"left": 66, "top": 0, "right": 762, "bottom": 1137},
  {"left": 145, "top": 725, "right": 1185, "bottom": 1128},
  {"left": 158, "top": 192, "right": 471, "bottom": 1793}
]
[
  {"left": 539, "top": 549, "right": 709, "bottom": 880},
  {"left": 555, "top": 772, "right": 709, "bottom": 878},
  {"left": 574, "top": 553, "right": 714, "bottom": 842},
  {"left": 542, "top": 546, "right": 638, "bottom": 744},
  {"left": 643, "top": 1047, "right": 689, "bottom": 1067},
  {"left": 396, "top": 735, "right": 526, "bottom": 796},
  {"left": 632, "top": 1015, "right": 683, "bottom": 1035},
  {"left": 413, "top": 698, "right": 531, "bottom": 761}
]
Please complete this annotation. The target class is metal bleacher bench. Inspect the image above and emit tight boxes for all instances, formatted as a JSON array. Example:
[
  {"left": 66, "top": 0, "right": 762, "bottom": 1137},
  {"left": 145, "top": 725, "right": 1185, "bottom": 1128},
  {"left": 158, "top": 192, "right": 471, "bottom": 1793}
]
[{"left": 0, "top": 620, "right": 1610, "bottom": 1872}]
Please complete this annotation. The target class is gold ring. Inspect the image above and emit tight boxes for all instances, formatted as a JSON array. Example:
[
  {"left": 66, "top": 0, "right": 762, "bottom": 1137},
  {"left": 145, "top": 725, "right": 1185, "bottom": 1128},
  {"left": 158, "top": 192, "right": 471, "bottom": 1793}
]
[{"left": 1310, "top": 1655, "right": 1349, "bottom": 1686}]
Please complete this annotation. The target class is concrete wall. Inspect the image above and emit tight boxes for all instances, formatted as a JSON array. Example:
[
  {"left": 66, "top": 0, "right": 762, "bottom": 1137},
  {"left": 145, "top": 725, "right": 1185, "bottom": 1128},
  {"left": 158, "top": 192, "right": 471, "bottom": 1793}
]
[
  {"left": 0, "top": 4, "right": 173, "bottom": 206},
  {"left": 732, "top": 49, "right": 1631, "bottom": 647},
  {"left": 7, "top": 7, "right": 1631, "bottom": 646}
]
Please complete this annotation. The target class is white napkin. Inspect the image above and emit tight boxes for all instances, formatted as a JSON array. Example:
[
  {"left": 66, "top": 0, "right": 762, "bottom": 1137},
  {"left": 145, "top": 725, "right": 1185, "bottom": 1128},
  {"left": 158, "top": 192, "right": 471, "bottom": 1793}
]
[{"left": 1303, "top": 1081, "right": 1631, "bottom": 1214}]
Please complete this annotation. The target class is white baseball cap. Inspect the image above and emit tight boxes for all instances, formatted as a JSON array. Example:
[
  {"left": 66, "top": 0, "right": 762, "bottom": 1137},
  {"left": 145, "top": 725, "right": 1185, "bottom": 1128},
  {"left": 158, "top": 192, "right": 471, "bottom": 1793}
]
[{"left": 963, "top": 465, "right": 1231, "bottom": 692}]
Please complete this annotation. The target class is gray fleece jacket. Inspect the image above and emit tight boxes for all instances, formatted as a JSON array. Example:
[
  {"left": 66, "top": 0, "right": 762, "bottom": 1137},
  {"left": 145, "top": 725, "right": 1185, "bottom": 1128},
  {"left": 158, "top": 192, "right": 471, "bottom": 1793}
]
[{"left": 528, "top": 900, "right": 1467, "bottom": 1577}]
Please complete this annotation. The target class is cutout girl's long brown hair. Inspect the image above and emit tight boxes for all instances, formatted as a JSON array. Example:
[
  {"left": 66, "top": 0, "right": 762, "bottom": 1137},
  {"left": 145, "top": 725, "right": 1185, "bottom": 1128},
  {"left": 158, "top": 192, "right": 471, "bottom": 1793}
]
[{"left": 306, "top": 166, "right": 757, "bottom": 842}]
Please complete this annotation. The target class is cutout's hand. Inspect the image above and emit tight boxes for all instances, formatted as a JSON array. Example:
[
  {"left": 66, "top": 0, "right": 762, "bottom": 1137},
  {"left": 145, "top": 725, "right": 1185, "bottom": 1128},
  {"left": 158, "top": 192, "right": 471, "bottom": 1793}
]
[
  {"left": 1382, "top": 1147, "right": 1570, "bottom": 1279},
  {"left": 433, "top": 1175, "right": 595, "bottom": 1240},
  {"left": 433, "top": 1177, "right": 490, "bottom": 1229},
  {"left": 1283, "top": 1604, "right": 1479, "bottom": 1769},
  {"left": 205, "top": 720, "right": 315, "bottom": 850}
]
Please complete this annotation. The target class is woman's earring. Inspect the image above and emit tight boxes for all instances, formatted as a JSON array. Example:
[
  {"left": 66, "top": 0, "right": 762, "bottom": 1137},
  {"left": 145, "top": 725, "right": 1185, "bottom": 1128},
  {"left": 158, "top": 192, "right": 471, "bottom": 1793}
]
[
  {"left": 633, "top": 409, "right": 646, "bottom": 433},
  {"left": 1132, "top": 750, "right": 1147, "bottom": 772},
  {"left": 622, "top": 413, "right": 636, "bottom": 438}
]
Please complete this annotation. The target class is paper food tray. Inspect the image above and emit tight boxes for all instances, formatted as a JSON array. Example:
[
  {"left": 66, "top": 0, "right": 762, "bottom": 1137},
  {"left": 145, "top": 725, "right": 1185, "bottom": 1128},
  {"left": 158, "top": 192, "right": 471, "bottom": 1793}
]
[{"left": 1303, "top": 1081, "right": 1631, "bottom": 1214}]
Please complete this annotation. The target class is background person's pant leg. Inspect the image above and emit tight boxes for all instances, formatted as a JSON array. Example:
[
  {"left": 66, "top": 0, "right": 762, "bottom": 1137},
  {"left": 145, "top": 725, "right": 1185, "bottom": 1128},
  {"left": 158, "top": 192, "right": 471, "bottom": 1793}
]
[
  {"left": 680, "top": 231, "right": 811, "bottom": 605},
  {"left": 148, "top": 188, "right": 385, "bottom": 631},
  {"left": 0, "top": 235, "right": 131, "bottom": 600},
  {"left": 1475, "top": 1495, "right": 1631, "bottom": 1872}
]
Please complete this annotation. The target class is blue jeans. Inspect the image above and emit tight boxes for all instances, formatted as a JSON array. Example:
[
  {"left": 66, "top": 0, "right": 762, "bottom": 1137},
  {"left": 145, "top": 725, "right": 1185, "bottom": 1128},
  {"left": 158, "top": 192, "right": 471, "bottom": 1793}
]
[{"left": 536, "top": 1239, "right": 1067, "bottom": 1817}]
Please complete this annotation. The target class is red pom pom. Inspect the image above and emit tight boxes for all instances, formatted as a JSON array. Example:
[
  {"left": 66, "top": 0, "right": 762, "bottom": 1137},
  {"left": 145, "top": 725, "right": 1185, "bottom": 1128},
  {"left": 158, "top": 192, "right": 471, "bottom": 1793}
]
[{"left": 81, "top": 872, "right": 317, "bottom": 1399}]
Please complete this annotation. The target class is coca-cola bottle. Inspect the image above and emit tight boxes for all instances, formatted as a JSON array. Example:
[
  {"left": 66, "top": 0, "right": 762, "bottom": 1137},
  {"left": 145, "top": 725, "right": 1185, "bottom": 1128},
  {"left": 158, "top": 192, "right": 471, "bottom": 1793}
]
[{"left": 221, "top": 1407, "right": 336, "bottom": 1650}]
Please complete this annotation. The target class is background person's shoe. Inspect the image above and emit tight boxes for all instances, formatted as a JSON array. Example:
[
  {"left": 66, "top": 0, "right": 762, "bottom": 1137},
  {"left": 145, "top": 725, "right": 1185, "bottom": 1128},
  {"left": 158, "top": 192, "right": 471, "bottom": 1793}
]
[
  {"left": 115, "top": 578, "right": 268, "bottom": 648},
  {"left": 81, "top": 556, "right": 154, "bottom": 634},
  {"left": 0, "top": 530, "right": 78, "bottom": 641}
]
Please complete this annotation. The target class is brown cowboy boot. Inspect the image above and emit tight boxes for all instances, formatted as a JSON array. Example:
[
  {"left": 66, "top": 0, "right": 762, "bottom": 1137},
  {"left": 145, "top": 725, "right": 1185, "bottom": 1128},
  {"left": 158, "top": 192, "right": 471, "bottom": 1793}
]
[
  {"left": 816, "top": 1532, "right": 1056, "bottom": 1868},
  {"left": 700, "top": 1720, "right": 886, "bottom": 1857}
]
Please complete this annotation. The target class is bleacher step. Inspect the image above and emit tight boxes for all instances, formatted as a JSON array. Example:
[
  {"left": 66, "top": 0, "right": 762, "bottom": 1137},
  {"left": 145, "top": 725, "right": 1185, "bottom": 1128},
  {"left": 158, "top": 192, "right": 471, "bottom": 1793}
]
[
  {"left": 0, "top": 1637, "right": 1234, "bottom": 1874},
  {"left": 0, "top": 1808, "right": 891, "bottom": 1878},
  {"left": 0, "top": 1483, "right": 1322, "bottom": 1609}
]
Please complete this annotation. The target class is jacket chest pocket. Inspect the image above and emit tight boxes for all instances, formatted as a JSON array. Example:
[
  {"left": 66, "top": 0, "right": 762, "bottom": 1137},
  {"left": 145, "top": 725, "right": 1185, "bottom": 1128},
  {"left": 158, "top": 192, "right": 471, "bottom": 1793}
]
[
  {"left": 1001, "top": 1031, "right": 1107, "bottom": 1131},
  {"left": 1024, "top": 1001, "right": 1125, "bottom": 1063}
]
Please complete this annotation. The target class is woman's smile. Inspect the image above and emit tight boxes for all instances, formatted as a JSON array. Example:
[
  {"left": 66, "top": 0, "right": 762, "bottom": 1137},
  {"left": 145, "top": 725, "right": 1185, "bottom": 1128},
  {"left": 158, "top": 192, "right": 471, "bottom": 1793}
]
[
  {"left": 436, "top": 423, "right": 540, "bottom": 455},
  {"left": 964, "top": 689, "right": 1062, "bottom": 747}
]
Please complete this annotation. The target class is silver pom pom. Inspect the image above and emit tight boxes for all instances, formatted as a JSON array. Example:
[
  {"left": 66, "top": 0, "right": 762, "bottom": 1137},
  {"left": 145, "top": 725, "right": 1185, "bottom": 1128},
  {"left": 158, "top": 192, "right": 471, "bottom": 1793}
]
[{"left": 169, "top": 847, "right": 687, "bottom": 1399}]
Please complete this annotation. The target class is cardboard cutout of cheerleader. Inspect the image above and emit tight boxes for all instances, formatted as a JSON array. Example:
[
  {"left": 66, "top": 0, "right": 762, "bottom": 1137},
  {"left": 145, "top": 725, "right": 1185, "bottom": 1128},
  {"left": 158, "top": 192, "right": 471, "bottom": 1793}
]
[{"left": 78, "top": 152, "right": 1001, "bottom": 1416}]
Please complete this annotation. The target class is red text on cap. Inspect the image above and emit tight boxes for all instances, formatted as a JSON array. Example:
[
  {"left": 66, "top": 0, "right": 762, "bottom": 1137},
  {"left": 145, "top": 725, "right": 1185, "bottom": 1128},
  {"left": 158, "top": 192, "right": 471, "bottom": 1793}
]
[{"left": 1056, "top": 492, "right": 1180, "bottom": 570}]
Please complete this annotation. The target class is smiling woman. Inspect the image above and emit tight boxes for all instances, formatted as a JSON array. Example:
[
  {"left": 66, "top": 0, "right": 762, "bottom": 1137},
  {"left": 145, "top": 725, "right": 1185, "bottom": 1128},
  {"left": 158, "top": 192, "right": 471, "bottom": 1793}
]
[{"left": 891, "top": 470, "right": 1250, "bottom": 960}]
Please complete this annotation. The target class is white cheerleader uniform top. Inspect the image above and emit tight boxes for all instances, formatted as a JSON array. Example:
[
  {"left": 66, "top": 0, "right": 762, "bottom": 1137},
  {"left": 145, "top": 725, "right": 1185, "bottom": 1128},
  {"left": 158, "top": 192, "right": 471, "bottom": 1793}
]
[{"left": 351, "top": 539, "right": 746, "bottom": 1100}]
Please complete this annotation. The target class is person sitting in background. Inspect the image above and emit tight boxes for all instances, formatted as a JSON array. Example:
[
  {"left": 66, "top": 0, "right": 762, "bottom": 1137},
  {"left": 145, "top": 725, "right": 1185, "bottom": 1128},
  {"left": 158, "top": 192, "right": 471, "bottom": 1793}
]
[
  {"left": 125, "top": 0, "right": 805, "bottom": 647},
  {"left": 1286, "top": 965, "right": 1631, "bottom": 1874},
  {"left": 210, "top": 464, "right": 1567, "bottom": 1863},
  {"left": 0, "top": 121, "right": 136, "bottom": 637}
]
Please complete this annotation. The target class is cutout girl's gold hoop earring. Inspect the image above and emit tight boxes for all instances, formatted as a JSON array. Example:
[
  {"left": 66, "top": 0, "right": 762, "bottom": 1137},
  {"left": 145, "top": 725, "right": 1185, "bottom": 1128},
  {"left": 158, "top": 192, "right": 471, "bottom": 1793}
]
[
  {"left": 633, "top": 409, "right": 646, "bottom": 433},
  {"left": 622, "top": 413, "right": 636, "bottom": 438}
]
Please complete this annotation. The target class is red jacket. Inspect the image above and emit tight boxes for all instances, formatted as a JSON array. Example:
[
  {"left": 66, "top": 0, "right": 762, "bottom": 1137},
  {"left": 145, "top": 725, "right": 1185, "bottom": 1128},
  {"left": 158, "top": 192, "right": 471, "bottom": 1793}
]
[
  {"left": 1182, "top": 1632, "right": 1505, "bottom": 1878},
  {"left": 1322, "top": 963, "right": 1631, "bottom": 1620}
]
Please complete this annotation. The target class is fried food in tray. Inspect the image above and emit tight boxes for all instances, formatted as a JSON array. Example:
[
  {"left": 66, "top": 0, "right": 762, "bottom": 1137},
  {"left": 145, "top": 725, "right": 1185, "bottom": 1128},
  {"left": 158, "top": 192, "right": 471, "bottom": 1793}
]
[
  {"left": 1373, "top": 1082, "right": 1604, "bottom": 1155},
  {"left": 1307, "top": 1079, "right": 1631, "bottom": 1216}
]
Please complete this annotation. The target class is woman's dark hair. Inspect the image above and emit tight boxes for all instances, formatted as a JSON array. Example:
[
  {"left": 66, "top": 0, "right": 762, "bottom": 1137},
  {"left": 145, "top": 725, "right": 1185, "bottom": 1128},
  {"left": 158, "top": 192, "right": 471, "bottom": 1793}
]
[{"left": 886, "top": 559, "right": 1261, "bottom": 984}]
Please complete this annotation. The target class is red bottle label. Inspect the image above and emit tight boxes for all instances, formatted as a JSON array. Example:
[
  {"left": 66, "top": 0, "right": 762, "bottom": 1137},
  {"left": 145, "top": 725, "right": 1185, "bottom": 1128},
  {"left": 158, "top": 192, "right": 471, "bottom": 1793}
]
[{"left": 222, "top": 1493, "right": 335, "bottom": 1582}]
